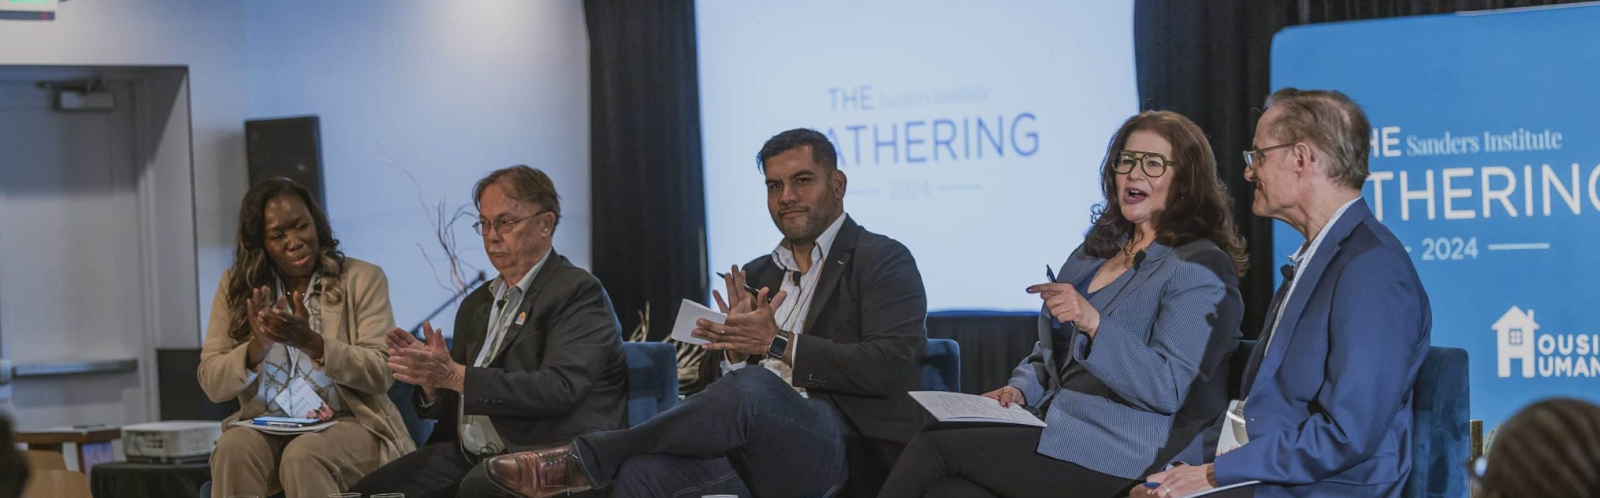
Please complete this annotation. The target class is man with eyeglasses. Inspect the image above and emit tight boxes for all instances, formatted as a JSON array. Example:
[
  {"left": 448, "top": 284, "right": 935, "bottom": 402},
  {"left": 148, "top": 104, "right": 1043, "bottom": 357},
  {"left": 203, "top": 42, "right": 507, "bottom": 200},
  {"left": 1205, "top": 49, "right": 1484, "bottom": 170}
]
[
  {"left": 353, "top": 165, "right": 627, "bottom": 498},
  {"left": 475, "top": 129, "right": 929, "bottom": 498},
  {"left": 1138, "top": 89, "right": 1431, "bottom": 498}
]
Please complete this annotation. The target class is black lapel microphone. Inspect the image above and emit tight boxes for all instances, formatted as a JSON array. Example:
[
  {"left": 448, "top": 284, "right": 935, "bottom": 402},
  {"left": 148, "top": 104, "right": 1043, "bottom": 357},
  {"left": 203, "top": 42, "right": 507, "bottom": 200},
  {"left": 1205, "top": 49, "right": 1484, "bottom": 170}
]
[
  {"left": 788, "top": 270, "right": 802, "bottom": 286},
  {"left": 496, "top": 298, "right": 508, "bottom": 310},
  {"left": 1132, "top": 250, "right": 1147, "bottom": 270},
  {"left": 1281, "top": 264, "right": 1295, "bottom": 280}
]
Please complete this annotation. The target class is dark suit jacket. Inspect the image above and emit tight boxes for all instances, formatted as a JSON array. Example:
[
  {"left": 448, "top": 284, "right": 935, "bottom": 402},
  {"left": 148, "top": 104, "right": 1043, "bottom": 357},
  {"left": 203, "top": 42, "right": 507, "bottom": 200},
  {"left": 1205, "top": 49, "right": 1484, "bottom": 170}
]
[
  {"left": 698, "top": 215, "right": 929, "bottom": 444},
  {"left": 1215, "top": 200, "right": 1431, "bottom": 498},
  {"left": 419, "top": 251, "right": 629, "bottom": 448}
]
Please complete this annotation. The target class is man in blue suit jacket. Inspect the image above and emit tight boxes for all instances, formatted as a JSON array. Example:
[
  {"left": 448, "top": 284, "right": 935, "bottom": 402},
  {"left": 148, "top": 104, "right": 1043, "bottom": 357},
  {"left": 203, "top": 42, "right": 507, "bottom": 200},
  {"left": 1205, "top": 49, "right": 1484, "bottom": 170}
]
[{"left": 1141, "top": 88, "right": 1431, "bottom": 498}]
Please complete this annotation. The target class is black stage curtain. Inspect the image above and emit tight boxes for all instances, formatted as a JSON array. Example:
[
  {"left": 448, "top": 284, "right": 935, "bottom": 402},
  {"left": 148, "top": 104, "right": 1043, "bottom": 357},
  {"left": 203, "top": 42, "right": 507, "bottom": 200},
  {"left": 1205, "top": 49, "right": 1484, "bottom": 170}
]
[
  {"left": 1133, "top": 0, "right": 1578, "bottom": 339},
  {"left": 584, "top": 0, "right": 708, "bottom": 339}
]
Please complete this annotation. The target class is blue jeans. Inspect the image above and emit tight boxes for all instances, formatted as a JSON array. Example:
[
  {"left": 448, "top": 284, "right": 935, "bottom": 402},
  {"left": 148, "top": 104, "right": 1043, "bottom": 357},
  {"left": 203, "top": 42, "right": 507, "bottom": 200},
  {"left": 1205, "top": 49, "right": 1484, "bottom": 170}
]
[{"left": 573, "top": 367, "right": 848, "bottom": 498}]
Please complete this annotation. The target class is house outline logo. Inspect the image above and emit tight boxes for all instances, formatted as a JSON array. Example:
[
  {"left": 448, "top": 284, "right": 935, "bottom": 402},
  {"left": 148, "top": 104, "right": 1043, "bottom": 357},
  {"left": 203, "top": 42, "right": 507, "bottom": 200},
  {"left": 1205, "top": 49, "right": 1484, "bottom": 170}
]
[{"left": 1492, "top": 306, "right": 1539, "bottom": 378}]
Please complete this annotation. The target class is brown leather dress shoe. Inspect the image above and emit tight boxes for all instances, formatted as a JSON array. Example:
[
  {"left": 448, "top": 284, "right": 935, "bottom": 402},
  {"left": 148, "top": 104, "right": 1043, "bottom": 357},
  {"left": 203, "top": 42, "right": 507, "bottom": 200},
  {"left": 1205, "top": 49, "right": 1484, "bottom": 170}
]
[{"left": 484, "top": 445, "right": 593, "bottom": 498}]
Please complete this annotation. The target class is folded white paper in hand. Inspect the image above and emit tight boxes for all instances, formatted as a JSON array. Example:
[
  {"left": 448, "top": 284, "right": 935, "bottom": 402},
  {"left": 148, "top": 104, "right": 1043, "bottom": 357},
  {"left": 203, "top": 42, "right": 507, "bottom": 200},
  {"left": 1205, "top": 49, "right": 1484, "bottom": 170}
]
[{"left": 671, "top": 299, "right": 726, "bottom": 346}]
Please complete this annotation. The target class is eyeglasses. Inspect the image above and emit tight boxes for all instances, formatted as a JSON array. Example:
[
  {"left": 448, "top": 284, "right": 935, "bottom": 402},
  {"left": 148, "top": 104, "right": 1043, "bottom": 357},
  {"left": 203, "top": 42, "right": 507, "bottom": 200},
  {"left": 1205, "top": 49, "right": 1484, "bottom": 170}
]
[
  {"left": 1115, "top": 150, "right": 1174, "bottom": 178},
  {"left": 1242, "top": 142, "right": 1297, "bottom": 169},
  {"left": 472, "top": 210, "right": 548, "bottom": 236}
]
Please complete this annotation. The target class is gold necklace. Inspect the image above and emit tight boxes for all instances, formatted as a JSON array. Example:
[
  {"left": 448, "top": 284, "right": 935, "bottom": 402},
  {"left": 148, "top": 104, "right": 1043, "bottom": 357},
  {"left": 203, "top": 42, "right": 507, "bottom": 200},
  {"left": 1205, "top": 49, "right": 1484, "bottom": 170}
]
[{"left": 1122, "top": 234, "right": 1140, "bottom": 258}]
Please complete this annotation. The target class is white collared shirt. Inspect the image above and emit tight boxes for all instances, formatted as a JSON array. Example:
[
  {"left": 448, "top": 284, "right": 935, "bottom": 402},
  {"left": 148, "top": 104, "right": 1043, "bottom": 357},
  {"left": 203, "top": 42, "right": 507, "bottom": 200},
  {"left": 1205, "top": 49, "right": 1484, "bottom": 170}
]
[
  {"left": 723, "top": 212, "right": 849, "bottom": 393},
  {"left": 1262, "top": 197, "right": 1361, "bottom": 356},
  {"left": 461, "top": 247, "right": 552, "bottom": 455}
]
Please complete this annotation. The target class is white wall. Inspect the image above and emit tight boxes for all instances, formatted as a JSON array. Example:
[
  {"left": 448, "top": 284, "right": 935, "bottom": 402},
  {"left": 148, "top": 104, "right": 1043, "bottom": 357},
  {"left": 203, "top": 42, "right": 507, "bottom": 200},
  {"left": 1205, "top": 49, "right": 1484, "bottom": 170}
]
[
  {"left": 1, "top": 0, "right": 590, "bottom": 343},
  {"left": 0, "top": 0, "right": 247, "bottom": 350},
  {"left": 244, "top": 0, "right": 591, "bottom": 332},
  {"left": 0, "top": 0, "right": 589, "bottom": 425}
]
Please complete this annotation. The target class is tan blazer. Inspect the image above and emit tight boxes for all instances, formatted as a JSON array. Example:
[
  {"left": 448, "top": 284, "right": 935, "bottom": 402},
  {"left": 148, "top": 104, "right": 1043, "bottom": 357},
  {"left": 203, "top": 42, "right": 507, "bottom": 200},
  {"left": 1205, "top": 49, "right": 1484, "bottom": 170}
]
[{"left": 198, "top": 257, "right": 417, "bottom": 463}]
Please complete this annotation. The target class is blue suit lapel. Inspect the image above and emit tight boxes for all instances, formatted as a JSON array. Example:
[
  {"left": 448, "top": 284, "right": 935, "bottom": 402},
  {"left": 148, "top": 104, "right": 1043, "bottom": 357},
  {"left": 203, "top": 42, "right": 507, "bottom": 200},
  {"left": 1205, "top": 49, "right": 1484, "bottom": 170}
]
[
  {"left": 1245, "top": 200, "right": 1373, "bottom": 401},
  {"left": 1039, "top": 242, "right": 1174, "bottom": 376},
  {"left": 1096, "top": 243, "right": 1172, "bottom": 319},
  {"left": 1042, "top": 248, "right": 1099, "bottom": 332},
  {"left": 1037, "top": 247, "right": 1097, "bottom": 384}
]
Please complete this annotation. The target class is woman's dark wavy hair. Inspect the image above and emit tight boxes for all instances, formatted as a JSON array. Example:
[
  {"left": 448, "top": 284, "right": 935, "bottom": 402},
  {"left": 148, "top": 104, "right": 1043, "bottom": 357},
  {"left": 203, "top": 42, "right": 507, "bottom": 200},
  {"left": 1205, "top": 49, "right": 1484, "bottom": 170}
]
[
  {"left": 224, "top": 177, "right": 345, "bottom": 341},
  {"left": 1083, "top": 111, "right": 1249, "bottom": 276}
]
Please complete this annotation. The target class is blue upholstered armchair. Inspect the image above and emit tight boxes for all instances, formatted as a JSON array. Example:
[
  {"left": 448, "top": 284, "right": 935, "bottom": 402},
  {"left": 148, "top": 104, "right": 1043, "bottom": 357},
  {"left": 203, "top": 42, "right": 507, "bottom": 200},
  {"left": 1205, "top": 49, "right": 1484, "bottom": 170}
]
[
  {"left": 921, "top": 338, "right": 961, "bottom": 392},
  {"left": 622, "top": 341, "right": 680, "bottom": 427},
  {"left": 1172, "top": 344, "right": 1470, "bottom": 498},
  {"left": 1406, "top": 346, "right": 1470, "bottom": 498}
]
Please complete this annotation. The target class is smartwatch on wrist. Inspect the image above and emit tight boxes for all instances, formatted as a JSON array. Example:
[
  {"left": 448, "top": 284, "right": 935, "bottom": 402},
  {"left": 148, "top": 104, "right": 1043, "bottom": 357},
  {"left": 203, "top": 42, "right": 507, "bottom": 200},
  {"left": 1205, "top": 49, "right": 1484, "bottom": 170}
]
[{"left": 767, "top": 330, "right": 793, "bottom": 359}]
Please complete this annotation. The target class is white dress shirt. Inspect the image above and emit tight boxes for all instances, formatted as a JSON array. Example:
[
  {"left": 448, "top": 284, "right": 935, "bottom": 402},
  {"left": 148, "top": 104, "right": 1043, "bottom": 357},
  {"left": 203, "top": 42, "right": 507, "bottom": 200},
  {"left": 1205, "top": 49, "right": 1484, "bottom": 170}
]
[{"left": 723, "top": 212, "right": 849, "bottom": 394}]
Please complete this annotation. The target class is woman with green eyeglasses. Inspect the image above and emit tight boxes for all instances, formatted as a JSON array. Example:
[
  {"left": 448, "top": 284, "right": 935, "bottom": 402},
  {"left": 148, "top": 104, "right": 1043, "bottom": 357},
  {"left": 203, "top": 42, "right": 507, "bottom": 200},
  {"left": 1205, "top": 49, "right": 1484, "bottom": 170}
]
[
  {"left": 1471, "top": 397, "right": 1600, "bottom": 498},
  {"left": 880, "top": 111, "right": 1248, "bottom": 498}
]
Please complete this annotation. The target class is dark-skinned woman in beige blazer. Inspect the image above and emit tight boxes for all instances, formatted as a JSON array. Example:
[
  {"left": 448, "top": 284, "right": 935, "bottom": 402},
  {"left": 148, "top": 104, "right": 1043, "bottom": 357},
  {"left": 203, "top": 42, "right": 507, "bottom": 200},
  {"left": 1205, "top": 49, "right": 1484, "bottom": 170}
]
[{"left": 199, "top": 178, "right": 414, "bottom": 498}]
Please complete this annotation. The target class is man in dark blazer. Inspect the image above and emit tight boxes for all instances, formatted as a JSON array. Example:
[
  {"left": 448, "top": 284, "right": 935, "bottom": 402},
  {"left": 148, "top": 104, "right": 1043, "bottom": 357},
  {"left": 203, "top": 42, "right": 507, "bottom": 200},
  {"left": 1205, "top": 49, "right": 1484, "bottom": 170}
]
[
  {"left": 480, "top": 128, "right": 928, "bottom": 498},
  {"left": 1139, "top": 89, "right": 1431, "bottom": 498},
  {"left": 352, "top": 166, "right": 628, "bottom": 498}
]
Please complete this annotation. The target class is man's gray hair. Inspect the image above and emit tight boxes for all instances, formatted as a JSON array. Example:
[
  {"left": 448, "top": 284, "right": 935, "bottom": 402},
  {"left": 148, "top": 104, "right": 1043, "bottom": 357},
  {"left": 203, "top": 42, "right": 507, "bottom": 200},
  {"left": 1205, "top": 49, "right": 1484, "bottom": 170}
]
[
  {"left": 1263, "top": 88, "right": 1371, "bottom": 190},
  {"left": 473, "top": 165, "right": 562, "bottom": 231}
]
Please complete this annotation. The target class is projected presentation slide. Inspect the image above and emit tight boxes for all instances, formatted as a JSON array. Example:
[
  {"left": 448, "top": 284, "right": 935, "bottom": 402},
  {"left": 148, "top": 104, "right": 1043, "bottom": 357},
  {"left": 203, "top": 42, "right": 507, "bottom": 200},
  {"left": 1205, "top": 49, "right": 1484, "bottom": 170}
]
[{"left": 697, "top": 0, "right": 1138, "bottom": 311}]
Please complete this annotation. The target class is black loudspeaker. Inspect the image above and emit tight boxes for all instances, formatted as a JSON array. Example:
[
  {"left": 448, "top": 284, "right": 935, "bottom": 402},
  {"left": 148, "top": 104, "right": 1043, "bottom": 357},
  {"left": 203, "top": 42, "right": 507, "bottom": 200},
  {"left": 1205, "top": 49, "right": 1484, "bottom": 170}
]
[
  {"left": 156, "top": 348, "right": 239, "bottom": 421},
  {"left": 245, "top": 115, "right": 327, "bottom": 210}
]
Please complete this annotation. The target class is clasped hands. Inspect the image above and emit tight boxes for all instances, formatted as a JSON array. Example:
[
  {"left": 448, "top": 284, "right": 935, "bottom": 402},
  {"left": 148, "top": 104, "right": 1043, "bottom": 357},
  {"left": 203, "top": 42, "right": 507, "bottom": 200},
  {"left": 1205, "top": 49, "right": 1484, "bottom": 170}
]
[
  {"left": 386, "top": 321, "right": 465, "bottom": 399},
  {"left": 690, "top": 266, "right": 789, "bottom": 364},
  {"left": 246, "top": 286, "right": 324, "bottom": 360}
]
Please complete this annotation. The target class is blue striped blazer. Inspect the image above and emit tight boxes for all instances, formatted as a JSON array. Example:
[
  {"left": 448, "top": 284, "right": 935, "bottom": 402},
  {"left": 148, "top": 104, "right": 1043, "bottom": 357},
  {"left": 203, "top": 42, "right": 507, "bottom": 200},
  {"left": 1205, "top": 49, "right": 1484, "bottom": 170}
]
[{"left": 1007, "top": 238, "right": 1243, "bottom": 479}]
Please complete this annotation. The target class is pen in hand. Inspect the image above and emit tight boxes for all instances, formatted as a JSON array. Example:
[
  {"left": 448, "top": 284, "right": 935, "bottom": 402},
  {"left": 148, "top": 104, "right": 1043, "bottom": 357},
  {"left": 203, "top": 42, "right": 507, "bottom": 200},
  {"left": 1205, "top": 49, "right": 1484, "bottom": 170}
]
[
  {"left": 1044, "top": 265, "right": 1062, "bottom": 328},
  {"left": 715, "top": 272, "right": 770, "bottom": 304}
]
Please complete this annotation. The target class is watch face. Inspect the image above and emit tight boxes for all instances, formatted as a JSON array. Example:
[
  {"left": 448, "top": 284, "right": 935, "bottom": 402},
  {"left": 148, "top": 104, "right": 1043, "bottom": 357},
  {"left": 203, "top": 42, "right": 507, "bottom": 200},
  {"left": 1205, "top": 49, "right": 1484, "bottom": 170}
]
[{"left": 768, "top": 335, "right": 790, "bottom": 357}]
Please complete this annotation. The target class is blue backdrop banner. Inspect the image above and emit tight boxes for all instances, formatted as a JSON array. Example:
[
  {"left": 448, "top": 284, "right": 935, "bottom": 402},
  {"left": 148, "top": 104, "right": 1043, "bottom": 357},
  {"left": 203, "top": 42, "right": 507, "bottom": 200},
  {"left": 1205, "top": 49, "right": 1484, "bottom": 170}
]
[{"left": 1272, "top": 4, "right": 1600, "bottom": 430}]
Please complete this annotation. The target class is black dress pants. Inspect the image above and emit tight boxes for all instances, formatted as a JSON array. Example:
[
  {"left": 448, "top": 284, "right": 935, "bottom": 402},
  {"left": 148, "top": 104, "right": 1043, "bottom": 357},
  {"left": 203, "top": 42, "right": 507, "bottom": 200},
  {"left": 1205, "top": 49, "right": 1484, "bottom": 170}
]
[
  {"left": 878, "top": 426, "right": 1139, "bottom": 498},
  {"left": 350, "top": 441, "right": 478, "bottom": 498}
]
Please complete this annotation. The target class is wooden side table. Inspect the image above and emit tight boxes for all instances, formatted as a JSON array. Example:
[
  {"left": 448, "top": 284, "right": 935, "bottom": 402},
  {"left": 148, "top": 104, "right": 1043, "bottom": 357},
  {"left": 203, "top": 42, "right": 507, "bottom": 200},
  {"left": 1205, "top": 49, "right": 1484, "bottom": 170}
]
[{"left": 17, "top": 427, "right": 122, "bottom": 474}]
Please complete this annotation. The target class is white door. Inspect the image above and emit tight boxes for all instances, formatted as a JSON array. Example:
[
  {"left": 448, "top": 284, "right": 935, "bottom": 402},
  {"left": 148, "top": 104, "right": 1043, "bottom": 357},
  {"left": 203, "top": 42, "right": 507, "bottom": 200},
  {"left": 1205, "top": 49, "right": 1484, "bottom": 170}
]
[{"left": 0, "top": 78, "right": 151, "bottom": 430}]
